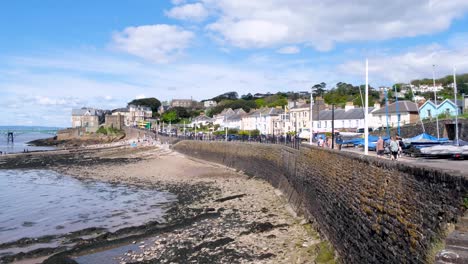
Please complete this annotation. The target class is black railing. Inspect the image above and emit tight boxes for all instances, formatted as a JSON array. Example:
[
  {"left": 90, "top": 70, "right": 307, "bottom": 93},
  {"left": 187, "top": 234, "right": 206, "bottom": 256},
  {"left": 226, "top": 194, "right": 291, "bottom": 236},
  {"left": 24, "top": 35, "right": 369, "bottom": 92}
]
[{"left": 157, "top": 132, "right": 301, "bottom": 150}]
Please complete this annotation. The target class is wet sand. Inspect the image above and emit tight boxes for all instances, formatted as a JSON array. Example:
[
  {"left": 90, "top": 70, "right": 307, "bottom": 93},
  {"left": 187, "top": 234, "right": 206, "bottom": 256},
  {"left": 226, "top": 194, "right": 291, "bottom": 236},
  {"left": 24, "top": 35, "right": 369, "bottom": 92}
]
[{"left": 0, "top": 144, "right": 324, "bottom": 263}]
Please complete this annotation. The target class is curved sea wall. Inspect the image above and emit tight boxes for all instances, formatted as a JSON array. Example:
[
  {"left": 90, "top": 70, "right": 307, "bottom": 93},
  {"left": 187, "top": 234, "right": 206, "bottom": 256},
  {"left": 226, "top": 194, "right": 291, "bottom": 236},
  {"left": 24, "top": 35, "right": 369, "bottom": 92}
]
[{"left": 173, "top": 141, "right": 467, "bottom": 263}]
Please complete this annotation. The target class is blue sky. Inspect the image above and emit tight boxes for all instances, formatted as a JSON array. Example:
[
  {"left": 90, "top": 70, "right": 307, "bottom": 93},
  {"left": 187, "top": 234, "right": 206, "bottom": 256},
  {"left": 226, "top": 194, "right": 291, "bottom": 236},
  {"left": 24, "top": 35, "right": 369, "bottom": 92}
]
[{"left": 1, "top": 0, "right": 468, "bottom": 127}]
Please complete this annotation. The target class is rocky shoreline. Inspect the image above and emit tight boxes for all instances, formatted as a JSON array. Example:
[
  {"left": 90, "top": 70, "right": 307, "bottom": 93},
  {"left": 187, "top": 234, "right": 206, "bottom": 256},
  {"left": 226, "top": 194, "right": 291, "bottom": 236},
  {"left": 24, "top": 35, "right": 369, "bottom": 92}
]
[{"left": 0, "top": 144, "right": 328, "bottom": 263}]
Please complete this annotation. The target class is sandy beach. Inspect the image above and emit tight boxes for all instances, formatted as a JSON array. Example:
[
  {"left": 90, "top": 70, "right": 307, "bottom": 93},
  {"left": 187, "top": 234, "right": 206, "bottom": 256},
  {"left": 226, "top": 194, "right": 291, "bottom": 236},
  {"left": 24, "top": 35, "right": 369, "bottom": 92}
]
[{"left": 0, "top": 143, "right": 326, "bottom": 263}]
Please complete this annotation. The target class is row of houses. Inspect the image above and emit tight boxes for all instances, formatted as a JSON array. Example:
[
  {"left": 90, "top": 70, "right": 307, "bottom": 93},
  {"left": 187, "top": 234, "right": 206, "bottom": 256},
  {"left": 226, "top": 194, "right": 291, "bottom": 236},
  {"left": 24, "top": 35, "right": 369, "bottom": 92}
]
[
  {"left": 71, "top": 104, "right": 152, "bottom": 132},
  {"left": 191, "top": 98, "right": 467, "bottom": 135}
]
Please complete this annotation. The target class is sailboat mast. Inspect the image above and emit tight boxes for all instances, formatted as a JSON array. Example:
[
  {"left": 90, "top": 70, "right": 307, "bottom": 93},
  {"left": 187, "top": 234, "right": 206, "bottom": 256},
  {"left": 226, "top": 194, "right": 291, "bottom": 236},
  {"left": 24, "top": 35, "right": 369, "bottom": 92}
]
[
  {"left": 410, "top": 84, "right": 425, "bottom": 133},
  {"left": 394, "top": 84, "right": 400, "bottom": 136},
  {"left": 364, "top": 59, "right": 369, "bottom": 155},
  {"left": 454, "top": 67, "right": 459, "bottom": 146},
  {"left": 432, "top": 65, "right": 440, "bottom": 139},
  {"left": 385, "top": 88, "right": 389, "bottom": 137}
]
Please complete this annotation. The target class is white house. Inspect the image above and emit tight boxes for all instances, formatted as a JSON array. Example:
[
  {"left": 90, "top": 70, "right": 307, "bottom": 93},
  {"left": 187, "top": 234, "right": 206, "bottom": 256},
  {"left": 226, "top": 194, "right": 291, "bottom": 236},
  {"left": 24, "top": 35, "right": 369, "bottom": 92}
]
[
  {"left": 203, "top": 100, "right": 217, "bottom": 108},
  {"left": 289, "top": 103, "right": 311, "bottom": 133},
  {"left": 213, "top": 108, "right": 246, "bottom": 129},
  {"left": 370, "top": 101, "right": 419, "bottom": 128},
  {"left": 191, "top": 115, "right": 214, "bottom": 127},
  {"left": 312, "top": 103, "right": 376, "bottom": 132},
  {"left": 242, "top": 107, "right": 283, "bottom": 134},
  {"left": 224, "top": 111, "right": 245, "bottom": 130},
  {"left": 213, "top": 108, "right": 235, "bottom": 126},
  {"left": 112, "top": 105, "right": 152, "bottom": 126}
]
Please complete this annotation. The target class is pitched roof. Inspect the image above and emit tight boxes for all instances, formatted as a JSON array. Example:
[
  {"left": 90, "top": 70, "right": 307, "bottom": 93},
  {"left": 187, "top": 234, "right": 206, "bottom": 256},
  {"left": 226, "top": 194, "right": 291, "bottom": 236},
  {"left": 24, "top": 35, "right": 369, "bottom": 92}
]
[
  {"left": 317, "top": 107, "right": 374, "bottom": 121},
  {"left": 72, "top": 108, "right": 97, "bottom": 116},
  {"left": 112, "top": 108, "right": 129, "bottom": 113},
  {"left": 372, "top": 101, "right": 418, "bottom": 114},
  {"left": 246, "top": 107, "right": 284, "bottom": 117},
  {"left": 193, "top": 115, "right": 214, "bottom": 122},
  {"left": 290, "top": 103, "right": 309, "bottom": 110}
]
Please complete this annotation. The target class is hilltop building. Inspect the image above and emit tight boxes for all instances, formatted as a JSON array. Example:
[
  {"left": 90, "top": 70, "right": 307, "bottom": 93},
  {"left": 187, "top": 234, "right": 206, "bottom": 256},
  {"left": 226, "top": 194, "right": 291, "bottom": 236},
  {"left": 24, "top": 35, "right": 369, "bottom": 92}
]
[
  {"left": 171, "top": 99, "right": 197, "bottom": 108},
  {"left": 203, "top": 100, "right": 217, "bottom": 108},
  {"left": 111, "top": 105, "right": 152, "bottom": 127},
  {"left": 71, "top": 108, "right": 107, "bottom": 132},
  {"left": 158, "top": 105, "right": 171, "bottom": 115}
]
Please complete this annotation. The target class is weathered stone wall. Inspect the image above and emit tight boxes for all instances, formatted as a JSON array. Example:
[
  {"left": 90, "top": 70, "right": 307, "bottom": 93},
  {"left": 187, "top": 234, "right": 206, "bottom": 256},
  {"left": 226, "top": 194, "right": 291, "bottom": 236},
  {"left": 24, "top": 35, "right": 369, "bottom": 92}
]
[
  {"left": 173, "top": 141, "right": 468, "bottom": 263},
  {"left": 105, "top": 114, "right": 124, "bottom": 130},
  {"left": 372, "top": 118, "right": 468, "bottom": 141}
]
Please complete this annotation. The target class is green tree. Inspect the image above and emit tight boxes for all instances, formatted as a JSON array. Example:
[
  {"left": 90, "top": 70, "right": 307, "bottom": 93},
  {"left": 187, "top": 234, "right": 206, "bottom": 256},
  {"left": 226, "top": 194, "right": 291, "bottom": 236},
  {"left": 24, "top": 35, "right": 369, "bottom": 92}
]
[
  {"left": 172, "top": 107, "right": 190, "bottom": 118},
  {"left": 161, "top": 110, "right": 178, "bottom": 123},
  {"left": 255, "top": 98, "right": 266, "bottom": 108},
  {"left": 241, "top": 93, "right": 254, "bottom": 100},
  {"left": 127, "top": 97, "right": 161, "bottom": 115},
  {"left": 312, "top": 82, "right": 326, "bottom": 97}
]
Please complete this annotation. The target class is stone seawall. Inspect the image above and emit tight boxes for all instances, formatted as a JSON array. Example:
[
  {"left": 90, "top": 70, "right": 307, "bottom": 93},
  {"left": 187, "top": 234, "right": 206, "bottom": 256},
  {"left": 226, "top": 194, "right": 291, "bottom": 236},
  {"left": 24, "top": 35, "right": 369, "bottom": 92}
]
[
  {"left": 371, "top": 118, "right": 467, "bottom": 141},
  {"left": 173, "top": 141, "right": 468, "bottom": 263}
]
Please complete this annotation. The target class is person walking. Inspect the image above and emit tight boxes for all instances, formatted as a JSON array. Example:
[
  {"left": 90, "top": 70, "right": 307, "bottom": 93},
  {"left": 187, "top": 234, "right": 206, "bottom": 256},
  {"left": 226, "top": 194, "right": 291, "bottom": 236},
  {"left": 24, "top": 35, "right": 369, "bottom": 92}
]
[
  {"left": 389, "top": 136, "right": 399, "bottom": 161},
  {"left": 397, "top": 136, "right": 404, "bottom": 158},
  {"left": 376, "top": 136, "right": 384, "bottom": 158}
]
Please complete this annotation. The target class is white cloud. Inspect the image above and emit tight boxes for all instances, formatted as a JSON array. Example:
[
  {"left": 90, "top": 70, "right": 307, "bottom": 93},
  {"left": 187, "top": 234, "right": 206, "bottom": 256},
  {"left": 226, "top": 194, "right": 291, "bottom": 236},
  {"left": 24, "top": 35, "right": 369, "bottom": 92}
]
[
  {"left": 171, "top": 0, "right": 186, "bottom": 5},
  {"left": 277, "top": 46, "right": 300, "bottom": 54},
  {"left": 112, "top": 24, "right": 194, "bottom": 63},
  {"left": 338, "top": 44, "right": 468, "bottom": 83},
  {"left": 207, "top": 19, "right": 289, "bottom": 48},
  {"left": 201, "top": 0, "right": 468, "bottom": 50},
  {"left": 135, "top": 94, "right": 146, "bottom": 99},
  {"left": 34, "top": 96, "right": 83, "bottom": 106},
  {"left": 165, "top": 3, "right": 209, "bottom": 21}
]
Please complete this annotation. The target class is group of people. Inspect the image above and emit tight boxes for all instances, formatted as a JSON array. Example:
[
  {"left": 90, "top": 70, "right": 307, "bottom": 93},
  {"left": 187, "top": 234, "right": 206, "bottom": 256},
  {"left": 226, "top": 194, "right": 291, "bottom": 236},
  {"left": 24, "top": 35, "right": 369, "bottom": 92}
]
[
  {"left": 317, "top": 135, "right": 343, "bottom": 150},
  {"left": 376, "top": 135, "right": 404, "bottom": 160}
]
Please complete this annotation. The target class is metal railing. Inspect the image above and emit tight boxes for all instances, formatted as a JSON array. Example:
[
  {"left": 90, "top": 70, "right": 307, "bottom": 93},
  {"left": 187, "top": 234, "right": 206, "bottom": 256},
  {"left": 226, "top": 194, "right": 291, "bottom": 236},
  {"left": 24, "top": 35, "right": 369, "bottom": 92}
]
[{"left": 157, "top": 132, "right": 301, "bottom": 150}]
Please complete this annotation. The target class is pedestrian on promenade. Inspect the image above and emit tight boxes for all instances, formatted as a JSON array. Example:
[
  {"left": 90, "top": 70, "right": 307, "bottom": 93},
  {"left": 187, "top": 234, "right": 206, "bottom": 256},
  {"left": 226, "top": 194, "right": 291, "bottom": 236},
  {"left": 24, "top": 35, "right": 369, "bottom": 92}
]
[
  {"left": 389, "top": 136, "right": 399, "bottom": 160},
  {"left": 397, "top": 136, "right": 404, "bottom": 158},
  {"left": 376, "top": 136, "right": 384, "bottom": 158},
  {"left": 318, "top": 137, "right": 324, "bottom": 147}
]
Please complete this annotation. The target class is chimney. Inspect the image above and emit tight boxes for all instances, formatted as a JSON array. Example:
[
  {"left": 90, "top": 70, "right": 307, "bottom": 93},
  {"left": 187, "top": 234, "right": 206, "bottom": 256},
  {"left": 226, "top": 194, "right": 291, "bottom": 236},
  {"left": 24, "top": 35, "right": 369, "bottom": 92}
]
[
  {"left": 373, "top": 103, "right": 381, "bottom": 110},
  {"left": 345, "top": 102, "right": 354, "bottom": 111}
]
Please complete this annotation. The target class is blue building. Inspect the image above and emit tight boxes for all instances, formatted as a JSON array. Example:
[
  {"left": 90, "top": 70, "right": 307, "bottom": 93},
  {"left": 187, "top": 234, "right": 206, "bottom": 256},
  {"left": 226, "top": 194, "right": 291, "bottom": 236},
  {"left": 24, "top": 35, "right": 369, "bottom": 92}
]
[{"left": 419, "top": 99, "right": 461, "bottom": 119}]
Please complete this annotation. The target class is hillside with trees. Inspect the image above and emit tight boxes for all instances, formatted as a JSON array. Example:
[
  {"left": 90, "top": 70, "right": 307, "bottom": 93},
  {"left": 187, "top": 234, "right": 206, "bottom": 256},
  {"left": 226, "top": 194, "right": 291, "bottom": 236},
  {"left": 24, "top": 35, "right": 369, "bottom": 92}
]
[
  {"left": 127, "top": 97, "right": 161, "bottom": 117},
  {"left": 409, "top": 73, "right": 468, "bottom": 96}
]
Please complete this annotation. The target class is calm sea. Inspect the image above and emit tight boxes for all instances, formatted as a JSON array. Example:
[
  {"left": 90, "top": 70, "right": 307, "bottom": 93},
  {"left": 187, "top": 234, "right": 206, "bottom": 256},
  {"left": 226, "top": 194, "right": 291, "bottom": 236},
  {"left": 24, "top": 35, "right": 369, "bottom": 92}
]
[
  {"left": 0, "top": 126, "right": 59, "bottom": 154},
  {"left": 0, "top": 170, "right": 177, "bottom": 251}
]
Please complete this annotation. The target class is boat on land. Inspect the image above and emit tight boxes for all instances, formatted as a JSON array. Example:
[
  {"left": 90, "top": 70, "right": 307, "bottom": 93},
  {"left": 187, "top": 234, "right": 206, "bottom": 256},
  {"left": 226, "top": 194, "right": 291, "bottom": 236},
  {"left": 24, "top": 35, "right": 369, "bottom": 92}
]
[
  {"left": 403, "top": 133, "right": 449, "bottom": 149},
  {"left": 341, "top": 135, "right": 390, "bottom": 151},
  {"left": 420, "top": 142, "right": 468, "bottom": 159}
]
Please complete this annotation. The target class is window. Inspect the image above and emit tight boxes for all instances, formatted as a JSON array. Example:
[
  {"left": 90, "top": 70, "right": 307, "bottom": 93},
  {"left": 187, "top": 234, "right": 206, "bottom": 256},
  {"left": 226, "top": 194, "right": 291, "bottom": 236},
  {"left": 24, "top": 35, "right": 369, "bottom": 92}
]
[{"left": 427, "top": 109, "right": 431, "bottom": 117}]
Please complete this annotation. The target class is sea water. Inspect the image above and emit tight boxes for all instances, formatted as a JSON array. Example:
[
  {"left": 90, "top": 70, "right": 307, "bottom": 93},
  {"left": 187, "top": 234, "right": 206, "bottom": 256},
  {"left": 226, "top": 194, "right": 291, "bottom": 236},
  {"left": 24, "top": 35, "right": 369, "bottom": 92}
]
[
  {"left": 0, "top": 170, "right": 177, "bottom": 244},
  {"left": 0, "top": 131, "right": 56, "bottom": 154}
]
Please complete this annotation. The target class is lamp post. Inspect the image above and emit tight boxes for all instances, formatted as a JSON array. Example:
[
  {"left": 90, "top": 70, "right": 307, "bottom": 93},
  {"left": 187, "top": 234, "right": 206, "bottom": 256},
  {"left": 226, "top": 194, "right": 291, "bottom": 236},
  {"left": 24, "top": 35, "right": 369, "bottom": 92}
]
[
  {"left": 331, "top": 104, "right": 335, "bottom": 149},
  {"left": 364, "top": 59, "right": 369, "bottom": 155},
  {"left": 394, "top": 84, "right": 400, "bottom": 136},
  {"left": 309, "top": 87, "right": 314, "bottom": 144},
  {"left": 454, "top": 67, "right": 459, "bottom": 146},
  {"left": 385, "top": 88, "right": 390, "bottom": 137},
  {"left": 432, "top": 64, "right": 440, "bottom": 139}
]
